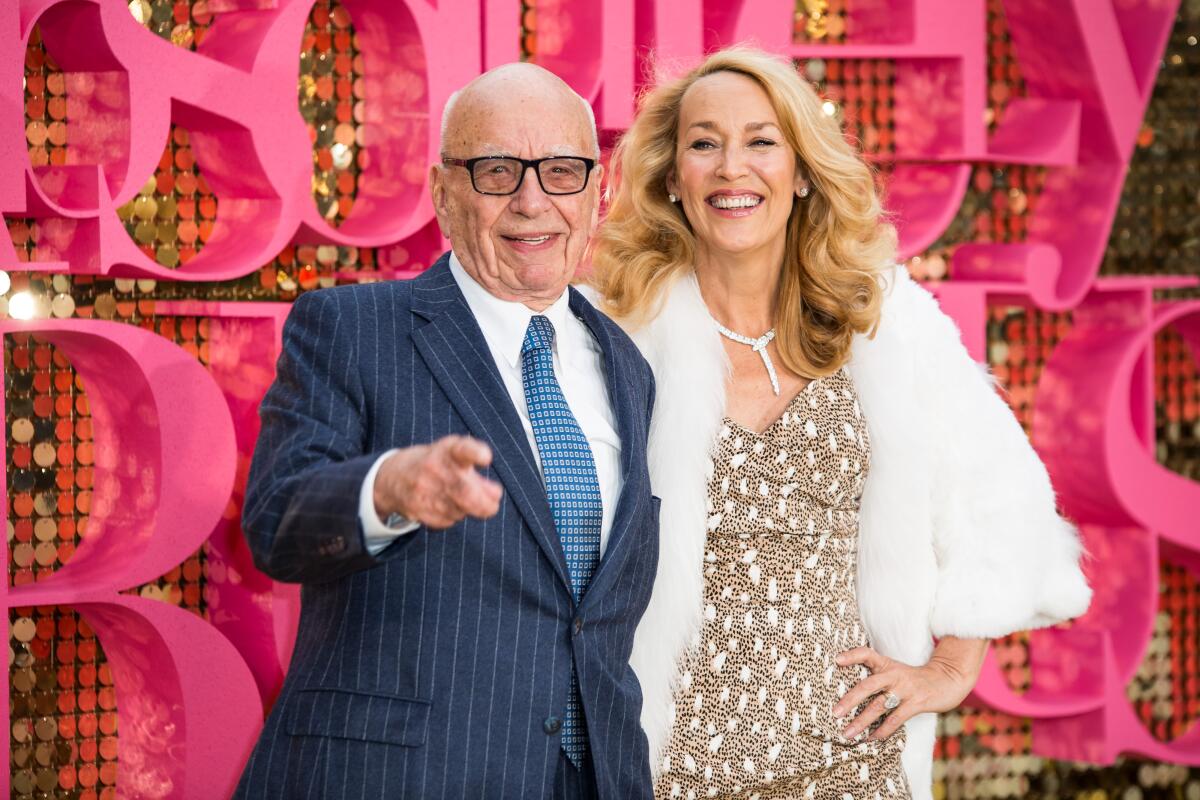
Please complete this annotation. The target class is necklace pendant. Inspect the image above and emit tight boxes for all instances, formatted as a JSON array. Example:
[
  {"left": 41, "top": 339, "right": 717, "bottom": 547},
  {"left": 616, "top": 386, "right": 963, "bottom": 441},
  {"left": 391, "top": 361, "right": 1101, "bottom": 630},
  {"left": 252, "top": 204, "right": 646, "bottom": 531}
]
[
  {"left": 714, "top": 322, "right": 781, "bottom": 397},
  {"left": 762, "top": 352, "right": 781, "bottom": 396}
]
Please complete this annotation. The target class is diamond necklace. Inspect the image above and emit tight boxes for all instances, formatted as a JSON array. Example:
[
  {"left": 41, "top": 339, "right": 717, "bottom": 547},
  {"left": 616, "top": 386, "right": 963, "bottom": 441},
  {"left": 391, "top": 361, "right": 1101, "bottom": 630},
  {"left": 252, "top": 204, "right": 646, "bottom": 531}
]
[{"left": 714, "top": 322, "right": 781, "bottom": 396}]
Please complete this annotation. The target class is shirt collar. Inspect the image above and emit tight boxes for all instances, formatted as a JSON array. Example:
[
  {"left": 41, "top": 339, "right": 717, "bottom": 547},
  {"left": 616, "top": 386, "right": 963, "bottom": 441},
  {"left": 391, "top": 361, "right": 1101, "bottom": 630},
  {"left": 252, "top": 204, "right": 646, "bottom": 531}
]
[{"left": 448, "top": 251, "right": 573, "bottom": 369}]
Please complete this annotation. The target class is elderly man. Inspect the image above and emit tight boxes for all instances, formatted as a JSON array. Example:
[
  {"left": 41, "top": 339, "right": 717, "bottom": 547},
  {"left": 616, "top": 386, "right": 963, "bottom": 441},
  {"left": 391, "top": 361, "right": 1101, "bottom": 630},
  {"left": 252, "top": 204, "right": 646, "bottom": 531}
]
[{"left": 233, "top": 64, "right": 658, "bottom": 799}]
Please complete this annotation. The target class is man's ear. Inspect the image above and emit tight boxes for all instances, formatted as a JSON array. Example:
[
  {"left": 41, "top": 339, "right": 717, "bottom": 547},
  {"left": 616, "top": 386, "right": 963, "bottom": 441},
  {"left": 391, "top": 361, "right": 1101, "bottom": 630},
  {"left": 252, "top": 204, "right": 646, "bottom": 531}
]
[
  {"left": 429, "top": 164, "right": 449, "bottom": 236},
  {"left": 590, "top": 163, "right": 605, "bottom": 231}
]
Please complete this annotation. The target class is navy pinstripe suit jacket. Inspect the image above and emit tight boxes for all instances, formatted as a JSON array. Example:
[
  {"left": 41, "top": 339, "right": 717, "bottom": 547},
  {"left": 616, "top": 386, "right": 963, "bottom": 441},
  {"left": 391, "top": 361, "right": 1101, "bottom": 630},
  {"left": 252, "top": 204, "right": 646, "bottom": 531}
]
[{"left": 233, "top": 254, "right": 659, "bottom": 799}]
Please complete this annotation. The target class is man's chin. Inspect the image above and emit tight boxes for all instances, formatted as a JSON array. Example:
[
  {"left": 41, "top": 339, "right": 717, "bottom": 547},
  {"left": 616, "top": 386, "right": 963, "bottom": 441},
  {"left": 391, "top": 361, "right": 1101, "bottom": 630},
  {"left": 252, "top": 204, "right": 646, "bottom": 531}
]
[{"left": 504, "top": 260, "right": 573, "bottom": 296}]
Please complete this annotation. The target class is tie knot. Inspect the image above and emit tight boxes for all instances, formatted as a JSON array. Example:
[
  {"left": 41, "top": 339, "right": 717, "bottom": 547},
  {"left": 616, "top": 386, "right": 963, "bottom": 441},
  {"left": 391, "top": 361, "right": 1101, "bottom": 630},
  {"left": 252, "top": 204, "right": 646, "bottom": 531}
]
[{"left": 522, "top": 315, "right": 556, "bottom": 355}]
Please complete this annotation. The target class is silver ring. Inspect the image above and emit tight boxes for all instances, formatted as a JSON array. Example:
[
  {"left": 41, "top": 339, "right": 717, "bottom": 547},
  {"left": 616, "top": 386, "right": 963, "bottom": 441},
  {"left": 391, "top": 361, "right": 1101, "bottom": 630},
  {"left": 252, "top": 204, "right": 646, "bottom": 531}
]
[{"left": 883, "top": 692, "right": 901, "bottom": 711}]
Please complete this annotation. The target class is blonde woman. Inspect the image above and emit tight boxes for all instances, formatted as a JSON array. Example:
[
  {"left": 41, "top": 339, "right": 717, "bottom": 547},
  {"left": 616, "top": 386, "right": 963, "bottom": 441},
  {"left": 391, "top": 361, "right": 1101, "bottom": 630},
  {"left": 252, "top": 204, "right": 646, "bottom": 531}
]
[{"left": 588, "top": 47, "right": 1091, "bottom": 800}]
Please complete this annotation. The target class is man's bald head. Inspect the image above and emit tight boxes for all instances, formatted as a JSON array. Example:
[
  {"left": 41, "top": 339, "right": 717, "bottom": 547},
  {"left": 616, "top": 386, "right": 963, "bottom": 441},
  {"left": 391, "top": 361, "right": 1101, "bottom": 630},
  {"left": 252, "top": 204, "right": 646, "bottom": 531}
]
[
  {"left": 440, "top": 63, "right": 599, "bottom": 158},
  {"left": 430, "top": 63, "right": 605, "bottom": 310}
]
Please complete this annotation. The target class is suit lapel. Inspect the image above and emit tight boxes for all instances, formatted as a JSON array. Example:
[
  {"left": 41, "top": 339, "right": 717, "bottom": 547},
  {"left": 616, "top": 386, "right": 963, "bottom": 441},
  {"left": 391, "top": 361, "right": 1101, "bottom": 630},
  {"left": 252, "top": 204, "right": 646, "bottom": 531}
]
[
  {"left": 569, "top": 288, "right": 647, "bottom": 599},
  {"left": 408, "top": 256, "right": 572, "bottom": 595}
]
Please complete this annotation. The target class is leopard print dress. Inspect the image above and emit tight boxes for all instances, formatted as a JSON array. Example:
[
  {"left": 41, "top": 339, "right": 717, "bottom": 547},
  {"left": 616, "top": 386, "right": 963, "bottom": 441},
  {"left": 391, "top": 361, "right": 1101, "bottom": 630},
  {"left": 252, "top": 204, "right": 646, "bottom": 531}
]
[{"left": 654, "top": 367, "right": 910, "bottom": 800}]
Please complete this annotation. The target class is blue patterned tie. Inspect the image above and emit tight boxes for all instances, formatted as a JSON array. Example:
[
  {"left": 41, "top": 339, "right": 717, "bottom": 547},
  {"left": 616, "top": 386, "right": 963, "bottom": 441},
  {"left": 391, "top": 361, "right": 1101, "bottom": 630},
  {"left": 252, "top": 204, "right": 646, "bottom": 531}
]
[{"left": 521, "top": 314, "right": 602, "bottom": 769}]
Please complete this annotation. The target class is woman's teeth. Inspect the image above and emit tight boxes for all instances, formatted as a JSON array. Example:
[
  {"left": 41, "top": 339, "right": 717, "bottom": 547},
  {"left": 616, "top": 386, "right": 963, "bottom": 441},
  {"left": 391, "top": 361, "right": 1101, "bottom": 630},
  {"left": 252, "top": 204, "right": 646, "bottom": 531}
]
[{"left": 709, "top": 196, "right": 762, "bottom": 209}]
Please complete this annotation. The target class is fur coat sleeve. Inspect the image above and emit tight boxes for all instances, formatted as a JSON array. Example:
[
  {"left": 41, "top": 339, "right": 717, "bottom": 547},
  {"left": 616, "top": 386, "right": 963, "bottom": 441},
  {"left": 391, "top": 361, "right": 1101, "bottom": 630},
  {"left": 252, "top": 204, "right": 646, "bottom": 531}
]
[{"left": 896, "top": 271, "right": 1092, "bottom": 638}]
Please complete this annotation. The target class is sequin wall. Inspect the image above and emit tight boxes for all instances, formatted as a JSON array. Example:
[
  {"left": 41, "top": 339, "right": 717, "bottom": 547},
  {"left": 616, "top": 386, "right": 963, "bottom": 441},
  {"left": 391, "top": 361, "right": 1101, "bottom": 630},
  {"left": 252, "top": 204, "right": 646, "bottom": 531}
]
[
  {"left": 3, "top": 0, "right": 1199, "bottom": 797},
  {"left": 6, "top": 3, "right": 357, "bottom": 794}
]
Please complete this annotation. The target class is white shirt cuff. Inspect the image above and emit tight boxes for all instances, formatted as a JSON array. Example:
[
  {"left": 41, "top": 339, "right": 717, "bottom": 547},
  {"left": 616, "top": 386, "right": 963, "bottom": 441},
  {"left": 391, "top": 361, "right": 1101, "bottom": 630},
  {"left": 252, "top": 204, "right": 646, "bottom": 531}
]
[{"left": 360, "top": 449, "right": 420, "bottom": 555}]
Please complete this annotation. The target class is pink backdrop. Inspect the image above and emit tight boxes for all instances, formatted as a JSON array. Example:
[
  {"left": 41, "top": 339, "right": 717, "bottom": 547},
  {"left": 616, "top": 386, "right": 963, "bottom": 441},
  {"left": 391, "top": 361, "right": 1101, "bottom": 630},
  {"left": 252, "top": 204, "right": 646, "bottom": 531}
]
[{"left": 2, "top": 0, "right": 1198, "bottom": 796}]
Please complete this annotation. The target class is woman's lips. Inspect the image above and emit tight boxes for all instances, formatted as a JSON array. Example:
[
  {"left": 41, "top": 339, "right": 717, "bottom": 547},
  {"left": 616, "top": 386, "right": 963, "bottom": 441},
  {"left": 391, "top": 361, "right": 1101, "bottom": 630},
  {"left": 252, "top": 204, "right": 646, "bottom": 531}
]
[{"left": 705, "top": 193, "right": 764, "bottom": 218}]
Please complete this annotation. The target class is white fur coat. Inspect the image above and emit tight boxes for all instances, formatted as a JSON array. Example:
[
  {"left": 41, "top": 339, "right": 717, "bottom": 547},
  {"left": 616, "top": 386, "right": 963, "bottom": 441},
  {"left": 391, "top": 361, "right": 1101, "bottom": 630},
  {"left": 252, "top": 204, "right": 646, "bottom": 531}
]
[{"left": 610, "top": 267, "right": 1091, "bottom": 799}]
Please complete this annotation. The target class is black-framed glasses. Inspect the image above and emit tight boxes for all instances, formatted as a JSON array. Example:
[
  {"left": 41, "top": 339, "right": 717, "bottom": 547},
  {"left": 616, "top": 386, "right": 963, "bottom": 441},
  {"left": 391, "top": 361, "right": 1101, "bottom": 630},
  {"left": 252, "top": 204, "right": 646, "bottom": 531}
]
[{"left": 442, "top": 155, "right": 597, "bottom": 196}]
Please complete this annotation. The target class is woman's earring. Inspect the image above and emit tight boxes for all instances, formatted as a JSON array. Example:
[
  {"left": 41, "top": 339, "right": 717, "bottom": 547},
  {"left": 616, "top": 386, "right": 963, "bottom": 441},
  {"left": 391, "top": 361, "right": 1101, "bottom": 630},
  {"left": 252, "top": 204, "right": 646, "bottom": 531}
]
[
  {"left": 668, "top": 193, "right": 678, "bottom": 203},
  {"left": 798, "top": 186, "right": 810, "bottom": 198}
]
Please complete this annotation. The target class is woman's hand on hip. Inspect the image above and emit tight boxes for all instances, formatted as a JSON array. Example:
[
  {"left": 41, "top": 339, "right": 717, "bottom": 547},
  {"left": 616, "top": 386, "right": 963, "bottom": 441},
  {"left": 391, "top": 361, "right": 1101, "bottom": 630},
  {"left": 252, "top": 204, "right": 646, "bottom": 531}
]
[{"left": 831, "top": 637, "right": 989, "bottom": 741}]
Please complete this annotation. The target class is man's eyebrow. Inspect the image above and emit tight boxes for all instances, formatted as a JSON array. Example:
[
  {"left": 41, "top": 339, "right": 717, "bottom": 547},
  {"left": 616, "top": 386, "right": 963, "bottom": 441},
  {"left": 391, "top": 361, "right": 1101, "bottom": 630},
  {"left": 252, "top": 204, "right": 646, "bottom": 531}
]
[
  {"left": 545, "top": 145, "right": 587, "bottom": 157},
  {"left": 470, "top": 145, "right": 587, "bottom": 158},
  {"left": 473, "top": 143, "right": 510, "bottom": 157}
]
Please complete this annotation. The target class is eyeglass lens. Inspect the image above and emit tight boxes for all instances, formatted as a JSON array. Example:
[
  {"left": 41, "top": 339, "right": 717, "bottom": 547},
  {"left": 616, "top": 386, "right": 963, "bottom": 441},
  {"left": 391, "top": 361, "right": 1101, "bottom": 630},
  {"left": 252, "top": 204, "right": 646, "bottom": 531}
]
[{"left": 472, "top": 158, "right": 589, "bottom": 194}]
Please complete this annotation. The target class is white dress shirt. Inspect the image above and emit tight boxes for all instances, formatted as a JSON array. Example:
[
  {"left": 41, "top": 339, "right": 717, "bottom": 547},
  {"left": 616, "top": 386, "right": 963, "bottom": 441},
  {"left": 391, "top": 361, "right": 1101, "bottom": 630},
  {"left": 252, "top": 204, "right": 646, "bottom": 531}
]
[{"left": 360, "top": 252, "right": 623, "bottom": 556}]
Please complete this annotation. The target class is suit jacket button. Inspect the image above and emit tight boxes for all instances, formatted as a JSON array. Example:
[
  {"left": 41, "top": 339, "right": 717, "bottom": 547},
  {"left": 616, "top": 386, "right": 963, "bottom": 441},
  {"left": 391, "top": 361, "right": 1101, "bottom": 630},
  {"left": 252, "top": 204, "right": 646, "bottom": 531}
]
[
  {"left": 544, "top": 716, "right": 562, "bottom": 735},
  {"left": 573, "top": 617, "right": 583, "bottom": 635}
]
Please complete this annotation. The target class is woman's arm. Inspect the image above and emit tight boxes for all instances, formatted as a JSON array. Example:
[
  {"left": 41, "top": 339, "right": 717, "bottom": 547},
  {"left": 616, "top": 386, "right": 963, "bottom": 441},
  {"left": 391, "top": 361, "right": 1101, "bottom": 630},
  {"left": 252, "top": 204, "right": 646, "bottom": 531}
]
[{"left": 833, "top": 637, "right": 989, "bottom": 740}]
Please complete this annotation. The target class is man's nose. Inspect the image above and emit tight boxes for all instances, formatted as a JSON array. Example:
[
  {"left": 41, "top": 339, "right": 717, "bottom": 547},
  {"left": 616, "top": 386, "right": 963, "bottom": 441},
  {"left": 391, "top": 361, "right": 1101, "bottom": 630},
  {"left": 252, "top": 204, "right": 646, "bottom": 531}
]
[{"left": 509, "top": 165, "right": 553, "bottom": 215}]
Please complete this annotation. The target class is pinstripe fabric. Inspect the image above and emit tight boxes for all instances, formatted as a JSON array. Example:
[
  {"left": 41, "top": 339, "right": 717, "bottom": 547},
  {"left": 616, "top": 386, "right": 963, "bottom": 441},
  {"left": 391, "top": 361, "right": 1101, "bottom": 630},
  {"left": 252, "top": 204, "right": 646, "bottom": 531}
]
[
  {"left": 555, "top": 750, "right": 599, "bottom": 800},
  {"left": 233, "top": 254, "right": 658, "bottom": 800}
]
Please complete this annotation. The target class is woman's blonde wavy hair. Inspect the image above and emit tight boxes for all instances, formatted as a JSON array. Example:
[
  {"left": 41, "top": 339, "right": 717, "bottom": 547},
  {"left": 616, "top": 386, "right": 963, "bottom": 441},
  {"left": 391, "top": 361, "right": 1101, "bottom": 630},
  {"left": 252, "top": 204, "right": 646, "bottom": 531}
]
[{"left": 589, "top": 46, "right": 896, "bottom": 377}]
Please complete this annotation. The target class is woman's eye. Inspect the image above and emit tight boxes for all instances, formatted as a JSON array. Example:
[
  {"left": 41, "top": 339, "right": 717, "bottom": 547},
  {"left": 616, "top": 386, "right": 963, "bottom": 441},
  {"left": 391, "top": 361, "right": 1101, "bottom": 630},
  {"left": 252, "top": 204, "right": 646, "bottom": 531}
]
[
  {"left": 750, "top": 138, "right": 776, "bottom": 147},
  {"left": 689, "top": 139, "right": 716, "bottom": 150}
]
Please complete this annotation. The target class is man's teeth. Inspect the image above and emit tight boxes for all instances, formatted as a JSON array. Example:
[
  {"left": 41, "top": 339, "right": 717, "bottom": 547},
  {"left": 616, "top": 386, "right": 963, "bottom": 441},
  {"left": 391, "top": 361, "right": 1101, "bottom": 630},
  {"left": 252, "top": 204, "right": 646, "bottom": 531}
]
[
  {"left": 709, "top": 195, "right": 762, "bottom": 209},
  {"left": 512, "top": 235, "right": 551, "bottom": 243}
]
